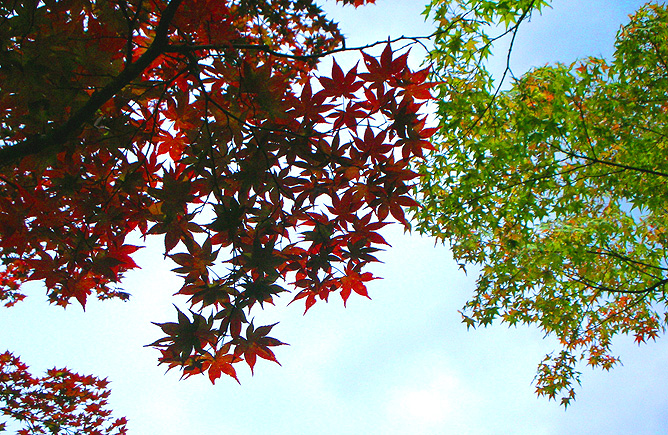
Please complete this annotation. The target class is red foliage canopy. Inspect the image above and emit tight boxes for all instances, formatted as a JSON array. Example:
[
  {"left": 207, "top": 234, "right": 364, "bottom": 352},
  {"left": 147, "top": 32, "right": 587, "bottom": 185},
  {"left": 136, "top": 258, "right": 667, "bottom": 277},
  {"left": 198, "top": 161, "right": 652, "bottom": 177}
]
[
  {"left": 0, "top": 0, "right": 434, "bottom": 391},
  {"left": 0, "top": 352, "right": 128, "bottom": 434}
]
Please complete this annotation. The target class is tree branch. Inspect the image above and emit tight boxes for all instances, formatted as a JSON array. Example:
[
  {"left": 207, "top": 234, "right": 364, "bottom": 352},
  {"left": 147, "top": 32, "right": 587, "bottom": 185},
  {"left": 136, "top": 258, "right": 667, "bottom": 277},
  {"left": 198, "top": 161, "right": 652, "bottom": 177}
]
[
  {"left": 571, "top": 273, "right": 668, "bottom": 295},
  {"left": 587, "top": 248, "right": 668, "bottom": 273},
  {"left": 0, "top": 0, "right": 184, "bottom": 167},
  {"left": 165, "top": 32, "right": 435, "bottom": 61},
  {"left": 561, "top": 148, "right": 668, "bottom": 178}
]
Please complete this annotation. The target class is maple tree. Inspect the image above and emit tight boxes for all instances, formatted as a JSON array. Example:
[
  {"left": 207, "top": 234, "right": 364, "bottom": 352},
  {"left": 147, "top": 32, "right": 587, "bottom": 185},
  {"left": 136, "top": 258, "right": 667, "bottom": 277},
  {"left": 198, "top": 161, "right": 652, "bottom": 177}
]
[
  {"left": 0, "top": 352, "right": 127, "bottom": 434},
  {"left": 418, "top": 0, "right": 668, "bottom": 406},
  {"left": 0, "top": 0, "right": 435, "bottom": 429}
]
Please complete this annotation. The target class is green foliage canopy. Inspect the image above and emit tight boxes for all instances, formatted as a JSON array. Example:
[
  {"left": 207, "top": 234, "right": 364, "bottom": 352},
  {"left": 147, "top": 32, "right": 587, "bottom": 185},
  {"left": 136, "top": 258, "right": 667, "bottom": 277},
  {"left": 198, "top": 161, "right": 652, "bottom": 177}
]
[{"left": 418, "top": 1, "right": 668, "bottom": 406}]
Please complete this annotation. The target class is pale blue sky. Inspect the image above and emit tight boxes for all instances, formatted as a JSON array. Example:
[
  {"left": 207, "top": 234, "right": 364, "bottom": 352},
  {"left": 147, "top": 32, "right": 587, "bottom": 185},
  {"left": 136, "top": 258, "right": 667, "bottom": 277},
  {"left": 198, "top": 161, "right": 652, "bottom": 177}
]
[{"left": 2, "top": 1, "right": 666, "bottom": 434}]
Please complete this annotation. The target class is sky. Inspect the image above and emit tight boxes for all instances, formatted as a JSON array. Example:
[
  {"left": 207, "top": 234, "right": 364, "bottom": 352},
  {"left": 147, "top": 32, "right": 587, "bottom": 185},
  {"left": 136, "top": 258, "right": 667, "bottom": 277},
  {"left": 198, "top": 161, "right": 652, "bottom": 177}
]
[{"left": 2, "top": 1, "right": 667, "bottom": 434}]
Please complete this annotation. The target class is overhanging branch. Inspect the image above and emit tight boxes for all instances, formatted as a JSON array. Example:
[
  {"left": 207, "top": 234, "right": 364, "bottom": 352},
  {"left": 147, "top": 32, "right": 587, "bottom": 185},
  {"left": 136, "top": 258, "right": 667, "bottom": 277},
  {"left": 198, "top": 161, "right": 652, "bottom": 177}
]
[
  {"left": 164, "top": 32, "right": 435, "bottom": 61},
  {"left": 0, "top": 0, "right": 184, "bottom": 167}
]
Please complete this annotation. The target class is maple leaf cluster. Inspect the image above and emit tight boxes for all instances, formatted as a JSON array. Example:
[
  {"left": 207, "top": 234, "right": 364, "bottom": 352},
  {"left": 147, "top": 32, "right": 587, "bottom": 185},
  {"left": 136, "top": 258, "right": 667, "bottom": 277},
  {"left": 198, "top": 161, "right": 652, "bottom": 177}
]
[
  {"left": 0, "top": 0, "right": 435, "bottom": 385},
  {"left": 0, "top": 352, "right": 128, "bottom": 434},
  {"left": 419, "top": 0, "right": 668, "bottom": 407}
]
